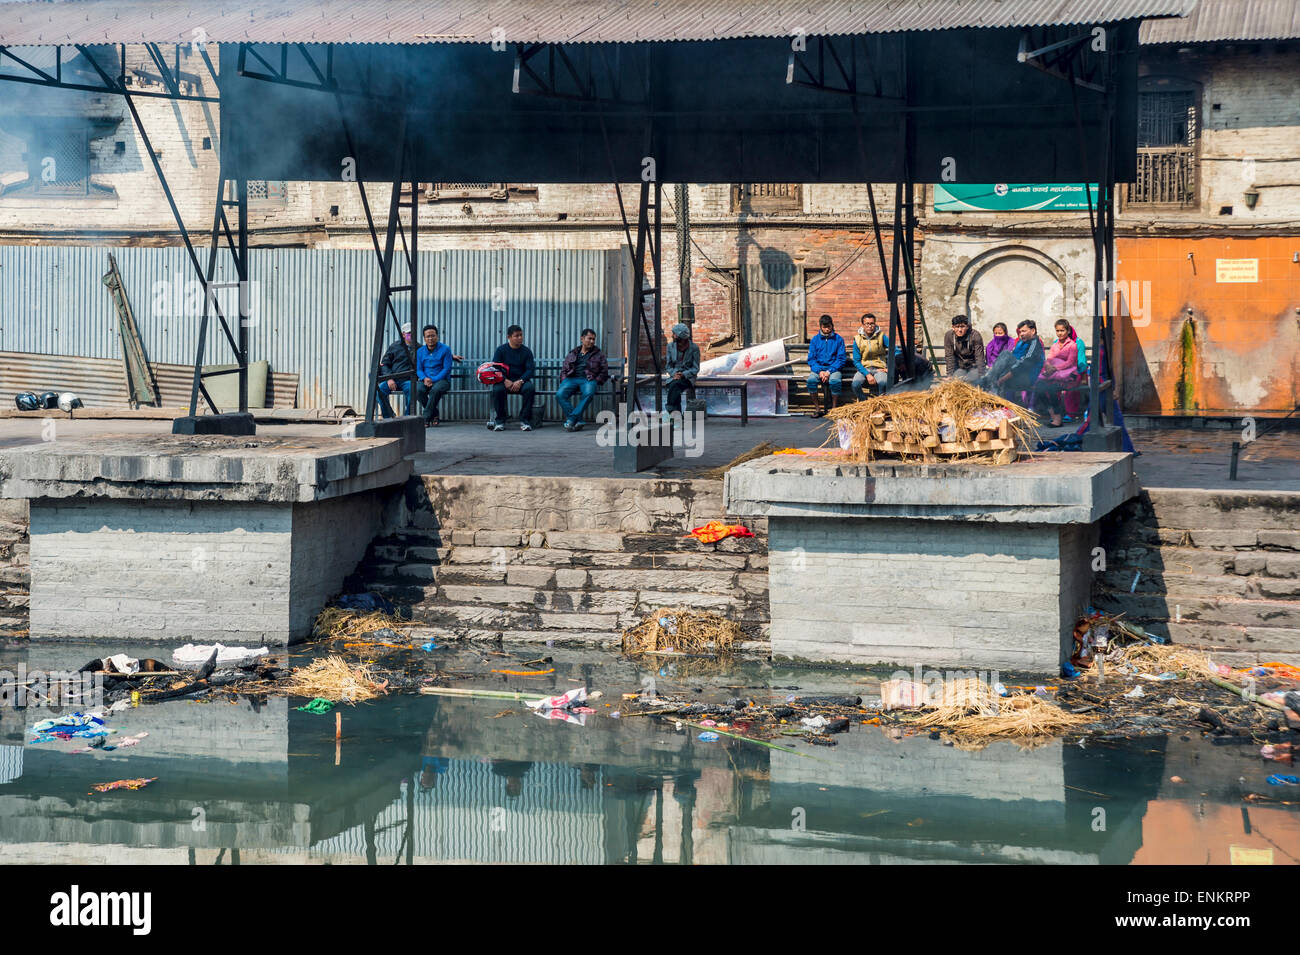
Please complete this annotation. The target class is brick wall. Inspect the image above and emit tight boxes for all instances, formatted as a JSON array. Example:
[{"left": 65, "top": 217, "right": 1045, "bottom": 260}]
[{"left": 1143, "top": 47, "right": 1300, "bottom": 221}]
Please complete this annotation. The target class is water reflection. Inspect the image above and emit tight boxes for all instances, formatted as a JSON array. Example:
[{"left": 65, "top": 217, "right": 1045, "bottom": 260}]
[{"left": 1, "top": 642, "right": 1297, "bottom": 865}]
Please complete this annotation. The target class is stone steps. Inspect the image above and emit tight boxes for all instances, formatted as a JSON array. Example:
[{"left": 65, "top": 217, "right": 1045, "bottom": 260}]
[
  {"left": 0, "top": 512, "right": 29, "bottom": 619},
  {"left": 351, "top": 519, "right": 770, "bottom": 646},
  {"left": 1095, "top": 488, "right": 1300, "bottom": 664}
]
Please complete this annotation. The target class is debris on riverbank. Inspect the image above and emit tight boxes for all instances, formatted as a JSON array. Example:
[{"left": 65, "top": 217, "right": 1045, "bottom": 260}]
[
  {"left": 284, "top": 655, "right": 385, "bottom": 704},
  {"left": 912, "top": 678, "right": 1090, "bottom": 744},
  {"left": 9, "top": 597, "right": 1293, "bottom": 760},
  {"left": 620, "top": 607, "right": 741, "bottom": 658}
]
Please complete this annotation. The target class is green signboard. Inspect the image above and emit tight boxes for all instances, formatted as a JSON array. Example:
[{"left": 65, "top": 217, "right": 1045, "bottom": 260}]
[{"left": 933, "top": 183, "right": 1100, "bottom": 212}]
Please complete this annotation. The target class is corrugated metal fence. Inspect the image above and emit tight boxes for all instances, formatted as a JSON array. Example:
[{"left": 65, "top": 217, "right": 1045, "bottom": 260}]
[
  {"left": 0, "top": 245, "right": 627, "bottom": 413},
  {"left": 305, "top": 760, "right": 608, "bottom": 864}
]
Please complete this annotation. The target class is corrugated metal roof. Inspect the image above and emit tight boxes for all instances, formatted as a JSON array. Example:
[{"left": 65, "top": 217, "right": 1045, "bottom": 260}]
[
  {"left": 1140, "top": 0, "right": 1300, "bottom": 42},
  {"left": 0, "top": 0, "right": 1196, "bottom": 46}
]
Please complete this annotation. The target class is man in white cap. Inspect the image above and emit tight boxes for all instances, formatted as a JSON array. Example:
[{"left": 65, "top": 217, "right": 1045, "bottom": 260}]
[{"left": 376, "top": 321, "right": 416, "bottom": 418}]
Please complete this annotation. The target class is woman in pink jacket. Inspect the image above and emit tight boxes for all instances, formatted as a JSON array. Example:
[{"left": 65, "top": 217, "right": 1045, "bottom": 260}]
[{"left": 1033, "top": 319, "right": 1080, "bottom": 426}]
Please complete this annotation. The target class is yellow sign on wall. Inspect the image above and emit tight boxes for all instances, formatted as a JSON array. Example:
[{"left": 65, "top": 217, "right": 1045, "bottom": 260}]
[{"left": 1216, "top": 258, "right": 1259, "bottom": 283}]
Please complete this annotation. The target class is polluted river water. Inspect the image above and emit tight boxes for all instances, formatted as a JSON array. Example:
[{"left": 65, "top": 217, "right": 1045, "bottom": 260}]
[{"left": 2, "top": 639, "right": 1298, "bottom": 865}]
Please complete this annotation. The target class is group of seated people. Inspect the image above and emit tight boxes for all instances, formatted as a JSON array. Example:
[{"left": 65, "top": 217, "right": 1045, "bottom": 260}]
[
  {"left": 376, "top": 310, "right": 1090, "bottom": 430},
  {"left": 805, "top": 312, "right": 933, "bottom": 417},
  {"left": 803, "top": 310, "right": 1091, "bottom": 426},
  {"left": 945, "top": 315, "right": 1092, "bottom": 426},
  {"left": 375, "top": 322, "right": 612, "bottom": 431}
]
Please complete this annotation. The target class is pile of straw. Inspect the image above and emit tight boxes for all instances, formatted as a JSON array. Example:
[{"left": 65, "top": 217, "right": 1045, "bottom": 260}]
[
  {"left": 286, "top": 655, "right": 385, "bottom": 703},
  {"left": 699, "top": 442, "right": 777, "bottom": 480},
  {"left": 826, "top": 379, "right": 1038, "bottom": 464},
  {"left": 1114, "top": 642, "right": 1218, "bottom": 679},
  {"left": 621, "top": 607, "right": 741, "bottom": 657},
  {"left": 914, "top": 678, "right": 1091, "bottom": 745},
  {"left": 314, "top": 606, "right": 406, "bottom": 641}
]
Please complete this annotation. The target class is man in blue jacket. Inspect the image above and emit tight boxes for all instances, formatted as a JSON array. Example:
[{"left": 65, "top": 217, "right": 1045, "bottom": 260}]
[
  {"left": 416, "top": 324, "right": 462, "bottom": 427},
  {"left": 488, "top": 324, "right": 536, "bottom": 432},
  {"left": 806, "top": 314, "right": 846, "bottom": 417}
]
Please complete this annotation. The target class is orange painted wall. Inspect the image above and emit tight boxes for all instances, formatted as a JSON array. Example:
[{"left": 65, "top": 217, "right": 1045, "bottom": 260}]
[
  {"left": 1131, "top": 799, "right": 1300, "bottom": 865},
  {"left": 1115, "top": 237, "right": 1300, "bottom": 415}
]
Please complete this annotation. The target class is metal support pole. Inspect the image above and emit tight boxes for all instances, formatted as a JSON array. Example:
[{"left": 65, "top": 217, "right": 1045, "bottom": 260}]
[
  {"left": 675, "top": 182, "right": 693, "bottom": 326},
  {"left": 625, "top": 181, "right": 650, "bottom": 413},
  {"left": 653, "top": 179, "right": 663, "bottom": 413},
  {"left": 236, "top": 175, "right": 249, "bottom": 414},
  {"left": 408, "top": 177, "right": 419, "bottom": 418},
  {"left": 363, "top": 117, "right": 410, "bottom": 425}
]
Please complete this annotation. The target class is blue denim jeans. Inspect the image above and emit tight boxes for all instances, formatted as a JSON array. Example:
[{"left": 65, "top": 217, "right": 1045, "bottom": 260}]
[
  {"left": 555, "top": 377, "right": 599, "bottom": 423},
  {"left": 377, "top": 378, "right": 412, "bottom": 418},
  {"left": 852, "top": 369, "right": 888, "bottom": 397},
  {"left": 806, "top": 371, "right": 842, "bottom": 398}
]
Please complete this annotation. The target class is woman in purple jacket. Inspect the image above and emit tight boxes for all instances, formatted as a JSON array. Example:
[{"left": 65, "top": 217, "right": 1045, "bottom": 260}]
[{"left": 985, "top": 322, "right": 1013, "bottom": 367}]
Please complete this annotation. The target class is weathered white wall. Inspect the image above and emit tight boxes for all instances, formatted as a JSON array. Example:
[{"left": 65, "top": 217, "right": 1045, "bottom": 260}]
[
  {"left": 767, "top": 516, "right": 1083, "bottom": 672},
  {"left": 29, "top": 491, "right": 384, "bottom": 644},
  {"left": 918, "top": 236, "right": 1098, "bottom": 347}
]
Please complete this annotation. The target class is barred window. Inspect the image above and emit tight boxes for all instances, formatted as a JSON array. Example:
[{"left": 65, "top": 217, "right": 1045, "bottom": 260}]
[
  {"left": 731, "top": 183, "right": 802, "bottom": 213},
  {"left": 247, "top": 180, "right": 287, "bottom": 203},
  {"left": 30, "top": 129, "right": 90, "bottom": 197}
]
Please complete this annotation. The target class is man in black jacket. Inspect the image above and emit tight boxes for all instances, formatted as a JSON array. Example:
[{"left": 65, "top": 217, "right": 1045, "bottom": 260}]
[
  {"left": 376, "top": 322, "right": 415, "bottom": 418},
  {"left": 488, "top": 324, "right": 536, "bottom": 432}
]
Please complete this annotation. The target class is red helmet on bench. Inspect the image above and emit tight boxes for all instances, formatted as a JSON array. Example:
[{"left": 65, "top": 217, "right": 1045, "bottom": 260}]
[{"left": 476, "top": 361, "right": 508, "bottom": 386}]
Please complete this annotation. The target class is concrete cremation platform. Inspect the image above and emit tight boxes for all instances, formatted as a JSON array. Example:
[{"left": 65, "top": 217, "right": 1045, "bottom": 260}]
[
  {"left": 725, "top": 452, "right": 1139, "bottom": 673},
  {"left": 0, "top": 433, "right": 413, "bottom": 645}
]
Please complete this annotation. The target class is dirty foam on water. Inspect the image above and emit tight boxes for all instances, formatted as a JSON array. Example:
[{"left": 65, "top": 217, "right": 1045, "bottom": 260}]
[{"left": 1, "top": 639, "right": 1298, "bottom": 865}]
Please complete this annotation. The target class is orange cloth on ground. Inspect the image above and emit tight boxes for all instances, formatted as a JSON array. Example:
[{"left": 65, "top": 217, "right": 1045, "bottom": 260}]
[{"left": 685, "top": 521, "right": 755, "bottom": 544}]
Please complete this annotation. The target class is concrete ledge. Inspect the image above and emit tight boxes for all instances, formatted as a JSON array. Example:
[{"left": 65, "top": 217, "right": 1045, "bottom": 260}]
[
  {"left": 725, "top": 451, "right": 1138, "bottom": 524},
  {"left": 0, "top": 434, "right": 412, "bottom": 503},
  {"left": 613, "top": 419, "right": 676, "bottom": 473},
  {"left": 351, "top": 415, "right": 425, "bottom": 457},
  {"left": 172, "top": 412, "right": 256, "bottom": 436}
]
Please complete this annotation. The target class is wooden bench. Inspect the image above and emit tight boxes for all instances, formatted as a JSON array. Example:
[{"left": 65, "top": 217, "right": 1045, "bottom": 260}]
[
  {"left": 429, "top": 360, "right": 624, "bottom": 424},
  {"left": 637, "top": 375, "right": 758, "bottom": 425}
]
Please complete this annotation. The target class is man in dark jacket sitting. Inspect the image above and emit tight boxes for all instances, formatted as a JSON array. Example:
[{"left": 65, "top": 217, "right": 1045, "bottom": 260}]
[
  {"left": 556, "top": 328, "right": 610, "bottom": 431},
  {"left": 944, "top": 314, "right": 986, "bottom": 382},
  {"left": 376, "top": 322, "right": 415, "bottom": 418},
  {"left": 488, "top": 324, "right": 536, "bottom": 432}
]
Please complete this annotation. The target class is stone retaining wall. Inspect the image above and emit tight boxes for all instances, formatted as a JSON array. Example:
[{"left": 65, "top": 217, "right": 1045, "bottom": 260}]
[
  {"left": 1093, "top": 488, "right": 1300, "bottom": 664},
  {"left": 355, "top": 475, "right": 769, "bottom": 646}
]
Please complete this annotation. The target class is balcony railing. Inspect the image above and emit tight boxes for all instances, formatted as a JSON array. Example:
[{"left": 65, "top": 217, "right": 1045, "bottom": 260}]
[{"left": 1123, "top": 146, "right": 1197, "bottom": 208}]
